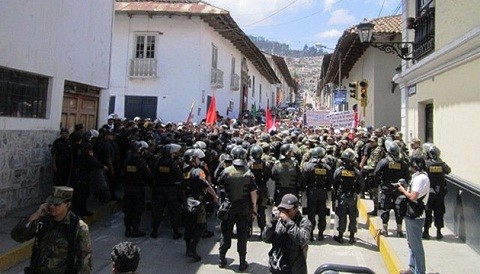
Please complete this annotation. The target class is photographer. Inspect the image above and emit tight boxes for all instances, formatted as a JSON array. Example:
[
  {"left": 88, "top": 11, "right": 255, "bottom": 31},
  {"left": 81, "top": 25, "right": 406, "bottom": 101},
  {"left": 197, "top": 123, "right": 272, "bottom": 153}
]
[
  {"left": 396, "top": 157, "right": 430, "bottom": 274},
  {"left": 262, "top": 193, "right": 311, "bottom": 274}
]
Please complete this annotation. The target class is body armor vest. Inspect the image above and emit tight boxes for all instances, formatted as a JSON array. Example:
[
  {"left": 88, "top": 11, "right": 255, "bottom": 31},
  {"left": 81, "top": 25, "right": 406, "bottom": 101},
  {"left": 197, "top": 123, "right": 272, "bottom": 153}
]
[
  {"left": 306, "top": 160, "right": 329, "bottom": 189},
  {"left": 249, "top": 159, "right": 266, "bottom": 187},
  {"left": 223, "top": 166, "right": 251, "bottom": 201},
  {"left": 338, "top": 166, "right": 357, "bottom": 193},
  {"left": 275, "top": 159, "right": 298, "bottom": 189},
  {"left": 426, "top": 161, "right": 447, "bottom": 188}
]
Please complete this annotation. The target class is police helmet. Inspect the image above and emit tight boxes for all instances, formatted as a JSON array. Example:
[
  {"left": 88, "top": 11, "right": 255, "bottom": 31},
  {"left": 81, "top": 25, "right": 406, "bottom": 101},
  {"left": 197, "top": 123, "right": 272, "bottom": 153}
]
[
  {"left": 225, "top": 143, "right": 236, "bottom": 155},
  {"left": 410, "top": 156, "right": 426, "bottom": 171},
  {"left": 164, "top": 143, "right": 181, "bottom": 155},
  {"left": 90, "top": 129, "right": 100, "bottom": 138},
  {"left": 193, "top": 141, "right": 207, "bottom": 150},
  {"left": 183, "top": 149, "right": 196, "bottom": 163},
  {"left": 310, "top": 147, "right": 326, "bottom": 159},
  {"left": 230, "top": 146, "right": 247, "bottom": 166},
  {"left": 340, "top": 148, "right": 356, "bottom": 163},
  {"left": 387, "top": 142, "right": 400, "bottom": 157},
  {"left": 427, "top": 145, "right": 441, "bottom": 160},
  {"left": 135, "top": 141, "right": 148, "bottom": 151},
  {"left": 250, "top": 145, "right": 263, "bottom": 160},
  {"left": 279, "top": 144, "right": 292, "bottom": 160},
  {"left": 422, "top": 143, "right": 434, "bottom": 155}
]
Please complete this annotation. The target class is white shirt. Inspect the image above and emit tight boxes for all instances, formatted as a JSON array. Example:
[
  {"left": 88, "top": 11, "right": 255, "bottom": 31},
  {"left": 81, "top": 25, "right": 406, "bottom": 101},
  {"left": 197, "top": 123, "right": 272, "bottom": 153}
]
[{"left": 409, "top": 171, "right": 430, "bottom": 219}]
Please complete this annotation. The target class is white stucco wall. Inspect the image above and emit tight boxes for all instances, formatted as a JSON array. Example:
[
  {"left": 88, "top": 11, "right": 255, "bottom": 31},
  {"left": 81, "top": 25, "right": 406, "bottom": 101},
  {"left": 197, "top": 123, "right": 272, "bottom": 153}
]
[
  {"left": 346, "top": 47, "right": 401, "bottom": 128},
  {"left": 0, "top": 0, "right": 114, "bottom": 131},
  {"left": 104, "top": 13, "right": 278, "bottom": 123}
]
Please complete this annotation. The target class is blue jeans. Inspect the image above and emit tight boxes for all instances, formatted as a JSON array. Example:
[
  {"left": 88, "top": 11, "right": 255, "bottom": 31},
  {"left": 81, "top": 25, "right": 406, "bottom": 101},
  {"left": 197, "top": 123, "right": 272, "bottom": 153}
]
[{"left": 405, "top": 217, "right": 426, "bottom": 274}]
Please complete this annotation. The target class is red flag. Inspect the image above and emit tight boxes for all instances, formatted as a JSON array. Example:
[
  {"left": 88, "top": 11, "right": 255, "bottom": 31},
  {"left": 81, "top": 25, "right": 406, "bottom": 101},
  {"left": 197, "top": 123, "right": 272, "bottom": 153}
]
[
  {"left": 205, "top": 95, "right": 217, "bottom": 126},
  {"left": 266, "top": 107, "right": 275, "bottom": 132},
  {"left": 186, "top": 101, "right": 195, "bottom": 124}
]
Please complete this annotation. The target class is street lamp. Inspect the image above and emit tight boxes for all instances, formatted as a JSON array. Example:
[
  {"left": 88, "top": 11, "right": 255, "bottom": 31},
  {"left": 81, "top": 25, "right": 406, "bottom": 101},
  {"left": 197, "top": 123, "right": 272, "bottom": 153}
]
[{"left": 357, "top": 18, "right": 414, "bottom": 61}]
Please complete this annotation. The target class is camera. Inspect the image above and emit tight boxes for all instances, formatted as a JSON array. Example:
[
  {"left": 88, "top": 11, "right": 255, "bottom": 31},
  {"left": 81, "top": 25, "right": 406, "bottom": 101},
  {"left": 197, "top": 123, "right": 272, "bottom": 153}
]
[{"left": 271, "top": 208, "right": 280, "bottom": 221}]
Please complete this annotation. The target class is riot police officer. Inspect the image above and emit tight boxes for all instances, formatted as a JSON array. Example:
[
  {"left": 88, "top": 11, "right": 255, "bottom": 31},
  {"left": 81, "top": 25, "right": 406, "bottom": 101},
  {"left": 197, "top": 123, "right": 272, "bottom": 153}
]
[
  {"left": 217, "top": 146, "right": 258, "bottom": 271},
  {"left": 374, "top": 141, "right": 410, "bottom": 237},
  {"left": 424, "top": 145, "right": 451, "bottom": 240},
  {"left": 271, "top": 144, "right": 302, "bottom": 205},
  {"left": 182, "top": 148, "right": 218, "bottom": 261},
  {"left": 122, "top": 141, "right": 152, "bottom": 238},
  {"left": 332, "top": 149, "right": 364, "bottom": 244},
  {"left": 302, "top": 147, "right": 332, "bottom": 241},
  {"left": 247, "top": 145, "right": 272, "bottom": 236},
  {"left": 151, "top": 143, "right": 183, "bottom": 239}
]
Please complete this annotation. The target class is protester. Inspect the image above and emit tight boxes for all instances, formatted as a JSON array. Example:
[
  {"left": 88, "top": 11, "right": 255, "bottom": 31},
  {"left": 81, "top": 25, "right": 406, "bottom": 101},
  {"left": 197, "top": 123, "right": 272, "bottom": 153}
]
[{"left": 111, "top": 241, "right": 140, "bottom": 274}]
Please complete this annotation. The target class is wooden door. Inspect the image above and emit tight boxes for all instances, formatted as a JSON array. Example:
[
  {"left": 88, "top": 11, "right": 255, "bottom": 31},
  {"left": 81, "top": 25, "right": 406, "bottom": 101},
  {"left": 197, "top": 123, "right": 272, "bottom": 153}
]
[{"left": 61, "top": 94, "right": 98, "bottom": 132}]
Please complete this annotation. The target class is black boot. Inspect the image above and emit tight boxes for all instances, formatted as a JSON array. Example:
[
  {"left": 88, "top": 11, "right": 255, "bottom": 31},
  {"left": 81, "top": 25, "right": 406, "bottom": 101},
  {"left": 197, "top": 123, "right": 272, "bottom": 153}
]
[
  {"left": 219, "top": 253, "right": 227, "bottom": 268},
  {"left": 349, "top": 232, "right": 356, "bottom": 244},
  {"left": 317, "top": 231, "right": 325, "bottom": 241},
  {"left": 131, "top": 228, "right": 146, "bottom": 238},
  {"left": 310, "top": 232, "right": 315, "bottom": 241},
  {"left": 187, "top": 242, "right": 201, "bottom": 262},
  {"left": 239, "top": 256, "right": 249, "bottom": 271},
  {"left": 422, "top": 230, "right": 430, "bottom": 240},
  {"left": 333, "top": 232, "right": 344, "bottom": 243},
  {"left": 185, "top": 240, "right": 191, "bottom": 256},
  {"left": 436, "top": 228, "right": 443, "bottom": 240},
  {"left": 173, "top": 230, "right": 183, "bottom": 240}
]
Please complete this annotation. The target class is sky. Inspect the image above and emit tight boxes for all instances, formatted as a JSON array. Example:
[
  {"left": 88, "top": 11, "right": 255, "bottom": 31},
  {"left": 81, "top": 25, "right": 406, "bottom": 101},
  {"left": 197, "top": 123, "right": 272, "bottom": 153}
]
[{"left": 206, "top": 0, "right": 402, "bottom": 51}]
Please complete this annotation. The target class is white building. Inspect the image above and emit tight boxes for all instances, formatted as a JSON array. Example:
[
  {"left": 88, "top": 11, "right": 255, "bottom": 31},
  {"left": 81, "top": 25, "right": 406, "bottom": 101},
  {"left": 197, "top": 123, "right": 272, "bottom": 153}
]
[
  {"left": 0, "top": 0, "right": 114, "bottom": 216},
  {"left": 105, "top": 0, "right": 280, "bottom": 123}
]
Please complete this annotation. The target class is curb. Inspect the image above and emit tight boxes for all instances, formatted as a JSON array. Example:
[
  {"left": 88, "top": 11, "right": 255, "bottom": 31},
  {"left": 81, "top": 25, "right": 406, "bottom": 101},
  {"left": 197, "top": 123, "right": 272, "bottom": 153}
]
[
  {"left": 358, "top": 199, "right": 402, "bottom": 274},
  {"left": 0, "top": 201, "right": 122, "bottom": 272}
]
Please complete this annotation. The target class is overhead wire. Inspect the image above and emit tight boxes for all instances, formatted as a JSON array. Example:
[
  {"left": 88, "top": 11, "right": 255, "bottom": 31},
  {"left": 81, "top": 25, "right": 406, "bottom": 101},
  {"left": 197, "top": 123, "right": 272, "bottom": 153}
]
[
  {"left": 377, "top": 0, "right": 386, "bottom": 17},
  {"left": 243, "top": 0, "right": 300, "bottom": 27}
]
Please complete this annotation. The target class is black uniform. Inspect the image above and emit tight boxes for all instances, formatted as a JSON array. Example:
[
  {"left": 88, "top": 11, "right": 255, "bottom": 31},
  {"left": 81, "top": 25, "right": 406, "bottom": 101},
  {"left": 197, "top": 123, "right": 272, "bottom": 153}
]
[
  {"left": 217, "top": 164, "right": 257, "bottom": 261},
  {"left": 333, "top": 163, "right": 364, "bottom": 235},
  {"left": 425, "top": 159, "right": 451, "bottom": 232},
  {"left": 247, "top": 157, "right": 272, "bottom": 233},
  {"left": 151, "top": 155, "right": 183, "bottom": 238},
  {"left": 374, "top": 156, "right": 409, "bottom": 225},
  {"left": 302, "top": 158, "right": 332, "bottom": 238},
  {"left": 51, "top": 137, "right": 72, "bottom": 186},
  {"left": 122, "top": 150, "right": 152, "bottom": 235},
  {"left": 183, "top": 165, "right": 210, "bottom": 258},
  {"left": 271, "top": 157, "right": 301, "bottom": 205}
]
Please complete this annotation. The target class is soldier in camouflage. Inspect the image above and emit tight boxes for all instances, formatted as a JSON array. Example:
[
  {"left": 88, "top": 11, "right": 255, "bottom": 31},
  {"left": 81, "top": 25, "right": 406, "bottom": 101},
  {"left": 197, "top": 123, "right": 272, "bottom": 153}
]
[{"left": 11, "top": 186, "right": 92, "bottom": 274}]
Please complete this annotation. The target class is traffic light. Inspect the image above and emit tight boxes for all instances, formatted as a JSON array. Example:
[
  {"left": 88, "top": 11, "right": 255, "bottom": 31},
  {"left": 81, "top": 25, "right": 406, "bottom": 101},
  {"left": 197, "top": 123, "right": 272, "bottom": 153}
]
[
  {"left": 348, "top": 81, "right": 358, "bottom": 99},
  {"left": 359, "top": 80, "right": 368, "bottom": 99}
]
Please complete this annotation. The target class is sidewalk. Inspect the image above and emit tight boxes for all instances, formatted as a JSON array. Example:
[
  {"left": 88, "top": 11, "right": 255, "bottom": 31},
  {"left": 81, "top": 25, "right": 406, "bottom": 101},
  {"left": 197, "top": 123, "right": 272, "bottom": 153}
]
[
  {"left": 0, "top": 198, "right": 122, "bottom": 272},
  {"left": 359, "top": 198, "right": 480, "bottom": 274}
]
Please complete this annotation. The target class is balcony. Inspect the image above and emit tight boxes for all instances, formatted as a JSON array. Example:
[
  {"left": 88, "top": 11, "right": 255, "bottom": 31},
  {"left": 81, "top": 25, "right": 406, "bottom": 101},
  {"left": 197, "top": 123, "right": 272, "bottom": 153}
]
[
  {"left": 130, "top": 59, "right": 157, "bottom": 78},
  {"left": 230, "top": 73, "right": 240, "bottom": 91},
  {"left": 211, "top": 67, "right": 224, "bottom": 88},
  {"left": 413, "top": 7, "right": 435, "bottom": 60}
]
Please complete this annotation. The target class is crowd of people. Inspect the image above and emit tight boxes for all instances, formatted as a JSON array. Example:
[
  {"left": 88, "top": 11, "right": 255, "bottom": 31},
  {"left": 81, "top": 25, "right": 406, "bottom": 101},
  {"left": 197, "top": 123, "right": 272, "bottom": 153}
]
[{"left": 11, "top": 112, "right": 451, "bottom": 274}]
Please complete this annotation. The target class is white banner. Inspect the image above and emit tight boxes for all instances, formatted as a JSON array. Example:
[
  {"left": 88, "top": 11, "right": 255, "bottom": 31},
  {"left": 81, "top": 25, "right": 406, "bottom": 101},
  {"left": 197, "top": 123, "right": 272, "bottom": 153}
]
[
  {"left": 305, "top": 110, "right": 331, "bottom": 127},
  {"left": 328, "top": 111, "right": 355, "bottom": 128}
]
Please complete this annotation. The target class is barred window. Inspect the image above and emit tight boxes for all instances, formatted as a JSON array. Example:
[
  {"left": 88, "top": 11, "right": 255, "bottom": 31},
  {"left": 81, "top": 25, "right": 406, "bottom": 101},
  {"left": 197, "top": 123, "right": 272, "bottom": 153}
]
[{"left": 0, "top": 67, "right": 48, "bottom": 118}]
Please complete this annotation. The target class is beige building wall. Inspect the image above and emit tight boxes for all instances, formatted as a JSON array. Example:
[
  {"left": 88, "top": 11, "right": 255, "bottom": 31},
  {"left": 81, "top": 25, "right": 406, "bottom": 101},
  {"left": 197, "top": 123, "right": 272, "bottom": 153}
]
[
  {"left": 407, "top": 58, "right": 480, "bottom": 185},
  {"left": 437, "top": 0, "right": 479, "bottom": 48}
]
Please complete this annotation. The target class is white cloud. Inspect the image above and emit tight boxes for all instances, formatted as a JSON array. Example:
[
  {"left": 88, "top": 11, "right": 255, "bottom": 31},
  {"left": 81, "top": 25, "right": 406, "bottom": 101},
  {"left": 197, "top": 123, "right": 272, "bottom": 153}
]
[
  {"left": 206, "top": 0, "right": 315, "bottom": 27},
  {"left": 315, "top": 29, "right": 342, "bottom": 39},
  {"left": 323, "top": 0, "right": 340, "bottom": 12},
  {"left": 327, "top": 9, "right": 356, "bottom": 26}
]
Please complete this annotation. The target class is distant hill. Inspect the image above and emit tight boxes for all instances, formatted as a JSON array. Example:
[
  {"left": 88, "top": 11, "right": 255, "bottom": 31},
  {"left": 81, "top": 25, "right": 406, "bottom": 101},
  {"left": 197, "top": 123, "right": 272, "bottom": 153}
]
[{"left": 249, "top": 35, "right": 326, "bottom": 57}]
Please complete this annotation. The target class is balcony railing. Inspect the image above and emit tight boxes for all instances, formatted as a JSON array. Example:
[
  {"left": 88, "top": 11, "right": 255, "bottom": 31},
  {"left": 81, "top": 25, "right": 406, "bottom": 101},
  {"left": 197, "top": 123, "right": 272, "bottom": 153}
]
[
  {"left": 230, "top": 73, "right": 240, "bottom": 91},
  {"left": 130, "top": 58, "right": 157, "bottom": 78},
  {"left": 413, "top": 7, "right": 435, "bottom": 60},
  {"left": 211, "top": 67, "right": 224, "bottom": 88}
]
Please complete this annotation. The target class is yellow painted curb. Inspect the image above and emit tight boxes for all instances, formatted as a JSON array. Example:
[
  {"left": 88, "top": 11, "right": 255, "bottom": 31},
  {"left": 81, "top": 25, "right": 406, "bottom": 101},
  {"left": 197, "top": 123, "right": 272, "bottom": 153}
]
[
  {"left": 0, "top": 201, "right": 122, "bottom": 272},
  {"left": 358, "top": 199, "right": 402, "bottom": 274}
]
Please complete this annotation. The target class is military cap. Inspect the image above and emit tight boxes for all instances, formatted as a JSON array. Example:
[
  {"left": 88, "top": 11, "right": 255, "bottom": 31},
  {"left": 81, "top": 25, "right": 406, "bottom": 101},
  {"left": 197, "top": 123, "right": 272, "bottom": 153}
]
[
  {"left": 410, "top": 138, "right": 421, "bottom": 144},
  {"left": 46, "top": 186, "right": 73, "bottom": 204}
]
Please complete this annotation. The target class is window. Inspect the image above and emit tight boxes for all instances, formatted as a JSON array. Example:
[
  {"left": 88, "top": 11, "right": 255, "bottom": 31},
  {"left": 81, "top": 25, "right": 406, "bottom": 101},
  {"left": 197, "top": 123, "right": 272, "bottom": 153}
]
[
  {"left": 212, "top": 44, "right": 218, "bottom": 68},
  {"left": 413, "top": 0, "right": 435, "bottom": 59},
  {"left": 0, "top": 67, "right": 48, "bottom": 118},
  {"left": 135, "top": 34, "right": 155, "bottom": 59},
  {"left": 259, "top": 84, "right": 262, "bottom": 103},
  {"left": 252, "top": 76, "right": 256, "bottom": 97}
]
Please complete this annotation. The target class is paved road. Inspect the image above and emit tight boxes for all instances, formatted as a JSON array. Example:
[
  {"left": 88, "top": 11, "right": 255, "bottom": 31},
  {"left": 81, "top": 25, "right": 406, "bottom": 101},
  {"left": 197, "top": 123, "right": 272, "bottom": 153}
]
[{"left": 6, "top": 209, "right": 387, "bottom": 274}]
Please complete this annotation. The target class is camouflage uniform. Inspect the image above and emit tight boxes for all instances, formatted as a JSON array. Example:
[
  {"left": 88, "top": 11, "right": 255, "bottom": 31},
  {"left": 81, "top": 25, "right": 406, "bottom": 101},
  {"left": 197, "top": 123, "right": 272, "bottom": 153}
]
[{"left": 11, "top": 211, "right": 92, "bottom": 274}]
